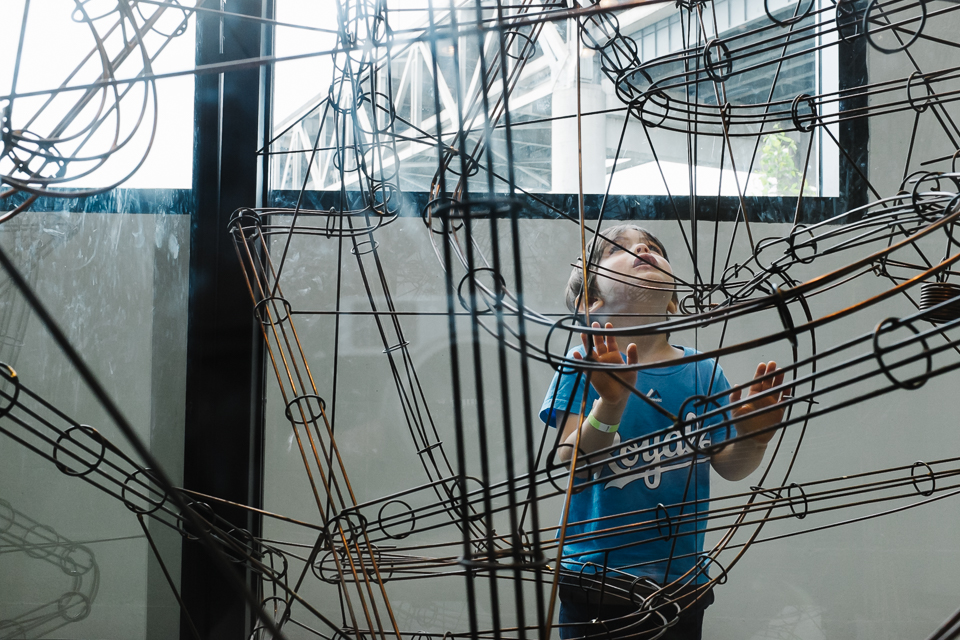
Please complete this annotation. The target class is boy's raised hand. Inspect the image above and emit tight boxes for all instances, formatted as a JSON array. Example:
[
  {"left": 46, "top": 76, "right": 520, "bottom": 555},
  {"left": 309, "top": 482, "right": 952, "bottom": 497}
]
[
  {"left": 572, "top": 322, "right": 639, "bottom": 407},
  {"left": 729, "top": 361, "right": 787, "bottom": 444}
]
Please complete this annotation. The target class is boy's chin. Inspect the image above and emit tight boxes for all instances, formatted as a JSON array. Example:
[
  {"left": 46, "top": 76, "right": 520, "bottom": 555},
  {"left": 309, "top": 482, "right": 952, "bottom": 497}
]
[
  {"left": 620, "top": 287, "right": 674, "bottom": 311},
  {"left": 604, "top": 304, "right": 673, "bottom": 324},
  {"left": 592, "top": 282, "right": 676, "bottom": 322}
]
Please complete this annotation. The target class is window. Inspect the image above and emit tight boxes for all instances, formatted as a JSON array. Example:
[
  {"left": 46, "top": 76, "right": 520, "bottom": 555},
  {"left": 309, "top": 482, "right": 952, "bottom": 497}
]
[
  {"left": 268, "top": 0, "right": 842, "bottom": 206},
  {"left": 1, "top": 0, "right": 195, "bottom": 191}
]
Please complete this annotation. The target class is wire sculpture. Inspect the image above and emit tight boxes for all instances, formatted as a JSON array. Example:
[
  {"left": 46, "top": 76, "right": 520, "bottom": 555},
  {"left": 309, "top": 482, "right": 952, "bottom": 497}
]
[
  {"left": 0, "top": 0, "right": 193, "bottom": 214},
  {"left": 3, "top": 0, "right": 960, "bottom": 639}
]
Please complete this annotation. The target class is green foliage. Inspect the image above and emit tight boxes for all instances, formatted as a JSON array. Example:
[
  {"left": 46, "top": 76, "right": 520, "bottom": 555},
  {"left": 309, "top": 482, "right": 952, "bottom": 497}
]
[{"left": 758, "top": 126, "right": 817, "bottom": 197}]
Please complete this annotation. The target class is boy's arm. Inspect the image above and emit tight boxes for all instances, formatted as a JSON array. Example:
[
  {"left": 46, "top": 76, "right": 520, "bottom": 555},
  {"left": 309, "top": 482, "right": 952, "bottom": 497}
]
[
  {"left": 710, "top": 361, "right": 787, "bottom": 481},
  {"left": 557, "top": 397, "right": 625, "bottom": 468},
  {"left": 709, "top": 436, "right": 769, "bottom": 481},
  {"left": 556, "top": 323, "right": 638, "bottom": 469}
]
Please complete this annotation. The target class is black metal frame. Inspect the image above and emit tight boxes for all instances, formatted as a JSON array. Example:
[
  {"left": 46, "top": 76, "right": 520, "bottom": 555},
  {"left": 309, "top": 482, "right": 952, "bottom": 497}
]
[{"left": 179, "top": 1, "right": 273, "bottom": 639}]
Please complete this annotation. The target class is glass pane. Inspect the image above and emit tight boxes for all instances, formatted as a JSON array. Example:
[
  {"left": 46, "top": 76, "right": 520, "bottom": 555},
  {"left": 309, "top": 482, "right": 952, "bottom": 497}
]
[
  {"left": 249, "top": 214, "right": 960, "bottom": 639},
  {"left": 268, "top": 0, "right": 827, "bottom": 198},
  {"left": 2, "top": 4, "right": 194, "bottom": 637},
  {"left": 259, "top": 1, "right": 958, "bottom": 640},
  {"left": 0, "top": 208, "right": 190, "bottom": 639}
]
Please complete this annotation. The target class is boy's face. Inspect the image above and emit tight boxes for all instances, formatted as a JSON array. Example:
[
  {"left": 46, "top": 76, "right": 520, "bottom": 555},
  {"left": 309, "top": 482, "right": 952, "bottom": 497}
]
[{"left": 591, "top": 228, "right": 677, "bottom": 315}]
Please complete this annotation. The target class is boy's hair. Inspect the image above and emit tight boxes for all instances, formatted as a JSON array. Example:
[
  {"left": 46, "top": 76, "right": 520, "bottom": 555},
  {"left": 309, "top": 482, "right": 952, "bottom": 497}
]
[{"left": 564, "top": 224, "right": 679, "bottom": 314}]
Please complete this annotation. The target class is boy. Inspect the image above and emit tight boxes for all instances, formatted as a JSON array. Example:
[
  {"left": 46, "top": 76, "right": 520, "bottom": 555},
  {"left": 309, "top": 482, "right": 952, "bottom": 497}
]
[{"left": 540, "top": 224, "right": 787, "bottom": 640}]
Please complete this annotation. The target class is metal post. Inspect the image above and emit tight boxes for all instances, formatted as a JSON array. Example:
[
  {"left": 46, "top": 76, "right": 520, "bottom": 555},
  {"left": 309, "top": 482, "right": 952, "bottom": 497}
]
[{"left": 180, "top": 1, "right": 271, "bottom": 638}]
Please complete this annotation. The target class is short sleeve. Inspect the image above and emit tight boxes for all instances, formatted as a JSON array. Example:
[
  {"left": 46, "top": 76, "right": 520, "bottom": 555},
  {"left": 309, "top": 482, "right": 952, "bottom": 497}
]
[{"left": 539, "top": 347, "right": 596, "bottom": 428}]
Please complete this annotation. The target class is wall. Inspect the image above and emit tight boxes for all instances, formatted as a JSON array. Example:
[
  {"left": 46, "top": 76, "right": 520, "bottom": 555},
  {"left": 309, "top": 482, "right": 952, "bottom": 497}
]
[
  {"left": 0, "top": 211, "right": 189, "bottom": 640},
  {"left": 259, "top": 208, "right": 960, "bottom": 639}
]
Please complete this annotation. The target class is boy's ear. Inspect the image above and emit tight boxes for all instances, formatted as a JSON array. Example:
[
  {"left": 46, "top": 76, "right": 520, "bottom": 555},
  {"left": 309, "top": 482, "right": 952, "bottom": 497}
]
[
  {"left": 578, "top": 297, "right": 604, "bottom": 315},
  {"left": 666, "top": 295, "right": 678, "bottom": 315}
]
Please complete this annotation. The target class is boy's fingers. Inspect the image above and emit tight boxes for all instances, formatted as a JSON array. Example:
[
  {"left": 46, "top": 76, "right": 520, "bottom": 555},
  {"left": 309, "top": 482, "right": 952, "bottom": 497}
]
[
  {"left": 593, "top": 333, "right": 605, "bottom": 354},
  {"left": 760, "top": 362, "right": 775, "bottom": 388},
  {"left": 773, "top": 371, "right": 785, "bottom": 390},
  {"left": 749, "top": 362, "right": 766, "bottom": 394},
  {"left": 605, "top": 323, "right": 620, "bottom": 353},
  {"left": 766, "top": 361, "right": 778, "bottom": 383},
  {"left": 592, "top": 322, "right": 604, "bottom": 353},
  {"left": 625, "top": 343, "right": 639, "bottom": 365},
  {"left": 753, "top": 361, "right": 781, "bottom": 393},
  {"left": 730, "top": 387, "right": 742, "bottom": 403},
  {"left": 572, "top": 350, "right": 583, "bottom": 361}
]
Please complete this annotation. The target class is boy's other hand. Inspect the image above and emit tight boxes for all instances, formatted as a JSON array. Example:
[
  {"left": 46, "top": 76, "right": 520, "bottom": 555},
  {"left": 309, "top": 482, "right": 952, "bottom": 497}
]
[
  {"left": 729, "top": 361, "right": 787, "bottom": 444},
  {"left": 573, "top": 322, "right": 639, "bottom": 407}
]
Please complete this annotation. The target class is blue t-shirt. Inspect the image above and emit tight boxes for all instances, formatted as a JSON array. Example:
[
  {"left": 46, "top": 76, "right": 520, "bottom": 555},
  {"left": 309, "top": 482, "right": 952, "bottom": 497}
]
[{"left": 539, "top": 346, "right": 733, "bottom": 585}]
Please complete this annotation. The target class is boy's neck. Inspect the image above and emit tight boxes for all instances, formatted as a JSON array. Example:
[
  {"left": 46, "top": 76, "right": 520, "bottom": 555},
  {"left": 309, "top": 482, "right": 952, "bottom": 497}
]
[{"left": 600, "top": 314, "right": 684, "bottom": 364}]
